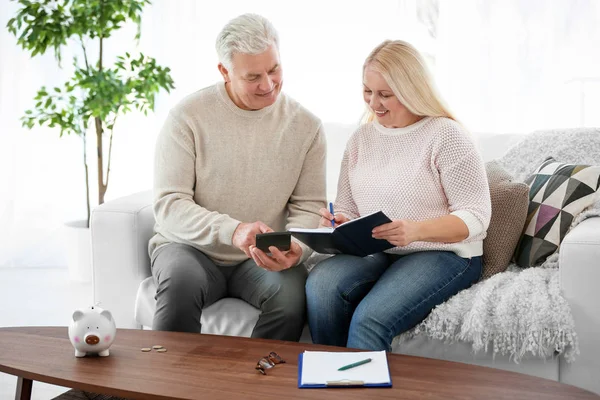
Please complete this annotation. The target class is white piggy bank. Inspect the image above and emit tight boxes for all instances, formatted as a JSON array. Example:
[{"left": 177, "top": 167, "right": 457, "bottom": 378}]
[{"left": 68, "top": 306, "right": 116, "bottom": 357}]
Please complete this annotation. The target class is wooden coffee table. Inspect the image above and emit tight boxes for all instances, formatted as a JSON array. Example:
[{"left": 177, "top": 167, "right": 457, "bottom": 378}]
[{"left": 0, "top": 327, "right": 597, "bottom": 399}]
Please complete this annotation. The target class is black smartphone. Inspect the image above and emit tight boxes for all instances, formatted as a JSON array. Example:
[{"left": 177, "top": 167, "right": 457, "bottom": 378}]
[{"left": 255, "top": 232, "right": 291, "bottom": 252}]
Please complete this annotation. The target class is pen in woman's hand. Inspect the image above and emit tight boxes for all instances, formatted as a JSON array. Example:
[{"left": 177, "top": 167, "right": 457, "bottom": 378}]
[{"left": 329, "top": 202, "right": 335, "bottom": 227}]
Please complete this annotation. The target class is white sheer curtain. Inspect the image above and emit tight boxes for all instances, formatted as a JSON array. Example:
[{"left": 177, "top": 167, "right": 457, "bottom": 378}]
[
  {"left": 0, "top": 0, "right": 598, "bottom": 268},
  {"left": 435, "top": 0, "right": 600, "bottom": 134}
]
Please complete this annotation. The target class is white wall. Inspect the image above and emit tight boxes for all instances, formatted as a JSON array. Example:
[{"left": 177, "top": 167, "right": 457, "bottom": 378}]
[{"left": 1, "top": 0, "right": 599, "bottom": 268}]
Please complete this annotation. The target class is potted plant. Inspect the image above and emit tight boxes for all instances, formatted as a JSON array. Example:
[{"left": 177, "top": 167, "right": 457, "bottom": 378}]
[{"left": 7, "top": 0, "right": 175, "bottom": 281}]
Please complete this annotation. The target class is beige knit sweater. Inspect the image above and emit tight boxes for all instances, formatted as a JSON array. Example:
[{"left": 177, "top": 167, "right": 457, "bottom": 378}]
[{"left": 149, "top": 82, "right": 326, "bottom": 265}]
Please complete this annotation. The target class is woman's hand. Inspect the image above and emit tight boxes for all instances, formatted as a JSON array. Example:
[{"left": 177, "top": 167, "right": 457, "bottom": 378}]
[
  {"left": 318, "top": 207, "right": 350, "bottom": 228},
  {"left": 372, "top": 219, "right": 421, "bottom": 247}
]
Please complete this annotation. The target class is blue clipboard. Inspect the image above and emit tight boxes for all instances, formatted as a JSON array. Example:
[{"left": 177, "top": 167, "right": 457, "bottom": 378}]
[{"left": 297, "top": 353, "right": 393, "bottom": 388}]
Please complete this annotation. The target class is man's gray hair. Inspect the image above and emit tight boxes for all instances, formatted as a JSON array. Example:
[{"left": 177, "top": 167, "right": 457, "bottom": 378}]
[{"left": 216, "top": 14, "right": 280, "bottom": 71}]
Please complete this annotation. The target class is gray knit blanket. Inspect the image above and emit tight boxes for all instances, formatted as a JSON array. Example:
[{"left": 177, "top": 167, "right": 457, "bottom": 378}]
[
  {"left": 396, "top": 204, "right": 598, "bottom": 363},
  {"left": 396, "top": 128, "right": 600, "bottom": 363}
]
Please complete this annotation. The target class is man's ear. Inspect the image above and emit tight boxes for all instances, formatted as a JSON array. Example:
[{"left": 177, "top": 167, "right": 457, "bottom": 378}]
[{"left": 218, "top": 63, "right": 230, "bottom": 83}]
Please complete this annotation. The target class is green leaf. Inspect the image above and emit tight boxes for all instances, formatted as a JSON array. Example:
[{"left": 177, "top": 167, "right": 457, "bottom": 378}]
[{"left": 12, "top": 0, "right": 175, "bottom": 210}]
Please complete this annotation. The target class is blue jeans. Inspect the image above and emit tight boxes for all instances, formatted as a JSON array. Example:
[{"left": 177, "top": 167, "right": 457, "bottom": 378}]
[{"left": 305, "top": 251, "right": 482, "bottom": 351}]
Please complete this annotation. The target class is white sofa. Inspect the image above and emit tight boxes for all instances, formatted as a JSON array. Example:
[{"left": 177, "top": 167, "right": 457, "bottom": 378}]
[{"left": 91, "top": 127, "right": 600, "bottom": 395}]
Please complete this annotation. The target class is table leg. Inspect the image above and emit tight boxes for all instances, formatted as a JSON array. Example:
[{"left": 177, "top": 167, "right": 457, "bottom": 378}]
[{"left": 15, "top": 376, "right": 32, "bottom": 400}]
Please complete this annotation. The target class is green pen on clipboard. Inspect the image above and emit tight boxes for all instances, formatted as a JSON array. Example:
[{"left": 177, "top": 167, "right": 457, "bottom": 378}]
[{"left": 337, "top": 357, "right": 372, "bottom": 371}]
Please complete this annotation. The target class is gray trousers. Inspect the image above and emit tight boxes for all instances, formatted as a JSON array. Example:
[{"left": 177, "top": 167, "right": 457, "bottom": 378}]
[{"left": 151, "top": 243, "right": 308, "bottom": 341}]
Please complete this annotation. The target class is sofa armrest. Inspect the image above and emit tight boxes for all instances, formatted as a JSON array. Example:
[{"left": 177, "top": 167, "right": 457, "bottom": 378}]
[
  {"left": 91, "top": 190, "right": 154, "bottom": 329},
  {"left": 559, "top": 216, "right": 600, "bottom": 395}
]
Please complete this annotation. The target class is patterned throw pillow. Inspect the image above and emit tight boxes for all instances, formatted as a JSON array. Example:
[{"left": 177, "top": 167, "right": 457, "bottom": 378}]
[
  {"left": 514, "top": 157, "right": 600, "bottom": 267},
  {"left": 482, "top": 161, "right": 530, "bottom": 279}
]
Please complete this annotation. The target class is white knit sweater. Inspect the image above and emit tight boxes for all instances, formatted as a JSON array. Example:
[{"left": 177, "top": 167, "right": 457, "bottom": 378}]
[{"left": 335, "top": 117, "right": 491, "bottom": 258}]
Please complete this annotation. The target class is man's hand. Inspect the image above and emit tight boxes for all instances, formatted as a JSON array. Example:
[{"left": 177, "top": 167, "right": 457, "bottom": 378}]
[
  {"left": 371, "top": 219, "right": 421, "bottom": 247},
  {"left": 249, "top": 241, "right": 303, "bottom": 272},
  {"left": 318, "top": 207, "right": 350, "bottom": 228},
  {"left": 232, "top": 221, "right": 273, "bottom": 257}
]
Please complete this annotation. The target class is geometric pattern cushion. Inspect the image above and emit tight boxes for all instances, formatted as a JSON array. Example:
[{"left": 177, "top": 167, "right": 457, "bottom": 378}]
[{"left": 513, "top": 157, "right": 600, "bottom": 267}]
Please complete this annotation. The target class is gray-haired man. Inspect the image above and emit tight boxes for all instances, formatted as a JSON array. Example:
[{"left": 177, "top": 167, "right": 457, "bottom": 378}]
[{"left": 149, "top": 14, "right": 326, "bottom": 341}]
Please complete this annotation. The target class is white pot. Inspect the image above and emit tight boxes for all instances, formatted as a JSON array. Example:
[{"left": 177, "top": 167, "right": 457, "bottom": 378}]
[{"left": 64, "top": 220, "right": 92, "bottom": 282}]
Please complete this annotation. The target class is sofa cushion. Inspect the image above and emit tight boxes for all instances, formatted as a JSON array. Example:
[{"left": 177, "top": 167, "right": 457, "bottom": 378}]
[
  {"left": 135, "top": 277, "right": 260, "bottom": 335},
  {"left": 514, "top": 157, "right": 600, "bottom": 267},
  {"left": 135, "top": 277, "right": 315, "bottom": 341},
  {"left": 482, "top": 161, "right": 530, "bottom": 279}
]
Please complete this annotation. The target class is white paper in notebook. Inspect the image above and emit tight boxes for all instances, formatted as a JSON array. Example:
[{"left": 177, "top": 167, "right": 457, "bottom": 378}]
[{"left": 300, "top": 350, "right": 390, "bottom": 385}]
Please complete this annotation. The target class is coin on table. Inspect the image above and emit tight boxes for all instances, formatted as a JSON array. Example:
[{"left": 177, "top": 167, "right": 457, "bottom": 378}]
[
  {"left": 152, "top": 345, "right": 163, "bottom": 349},
  {"left": 156, "top": 348, "right": 167, "bottom": 353},
  {"left": 141, "top": 348, "right": 152, "bottom": 352}
]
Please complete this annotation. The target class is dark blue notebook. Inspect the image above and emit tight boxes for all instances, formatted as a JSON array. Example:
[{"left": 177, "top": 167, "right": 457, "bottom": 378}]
[
  {"left": 297, "top": 352, "right": 393, "bottom": 388},
  {"left": 289, "top": 211, "right": 394, "bottom": 257}
]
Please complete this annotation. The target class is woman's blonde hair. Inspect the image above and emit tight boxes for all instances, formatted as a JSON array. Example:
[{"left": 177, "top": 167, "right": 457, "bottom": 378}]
[{"left": 362, "top": 40, "right": 455, "bottom": 123}]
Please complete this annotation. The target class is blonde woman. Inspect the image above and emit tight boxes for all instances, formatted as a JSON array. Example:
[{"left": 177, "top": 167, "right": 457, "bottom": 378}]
[{"left": 306, "top": 40, "right": 491, "bottom": 351}]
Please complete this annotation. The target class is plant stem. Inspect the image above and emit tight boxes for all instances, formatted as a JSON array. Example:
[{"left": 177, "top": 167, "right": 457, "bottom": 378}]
[
  {"left": 96, "top": 27, "right": 106, "bottom": 205},
  {"left": 96, "top": 116, "right": 105, "bottom": 205},
  {"left": 83, "top": 131, "right": 90, "bottom": 228},
  {"left": 79, "top": 35, "right": 90, "bottom": 71},
  {"left": 81, "top": 33, "right": 93, "bottom": 220},
  {"left": 105, "top": 113, "right": 118, "bottom": 191}
]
